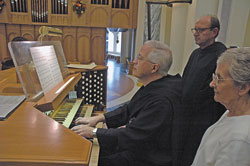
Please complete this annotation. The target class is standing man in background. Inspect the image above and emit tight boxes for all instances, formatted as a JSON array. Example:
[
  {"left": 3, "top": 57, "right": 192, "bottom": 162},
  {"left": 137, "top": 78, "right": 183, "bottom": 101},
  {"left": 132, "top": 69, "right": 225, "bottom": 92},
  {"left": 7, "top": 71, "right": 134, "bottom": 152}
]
[{"left": 173, "top": 15, "right": 227, "bottom": 166}]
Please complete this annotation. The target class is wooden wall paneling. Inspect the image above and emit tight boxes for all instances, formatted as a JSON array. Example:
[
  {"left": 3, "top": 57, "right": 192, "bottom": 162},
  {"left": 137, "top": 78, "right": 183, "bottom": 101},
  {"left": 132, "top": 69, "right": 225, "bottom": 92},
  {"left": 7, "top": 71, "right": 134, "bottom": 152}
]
[
  {"left": 28, "top": 0, "right": 33, "bottom": 23},
  {"left": 51, "top": 15, "right": 70, "bottom": 26},
  {"left": 83, "top": 0, "right": 91, "bottom": 26},
  {"left": 6, "top": 24, "right": 21, "bottom": 60},
  {"left": 51, "top": 15, "right": 60, "bottom": 25},
  {"left": 50, "top": 35, "right": 63, "bottom": 41},
  {"left": 63, "top": 26, "right": 77, "bottom": 63},
  {"left": 111, "top": 9, "right": 130, "bottom": 28},
  {"left": 90, "top": 6, "right": 111, "bottom": 27},
  {"left": 91, "top": 28, "right": 106, "bottom": 65},
  {"left": 76, "top": 27, "right": 92, "bottom": 64},
  {"left": 0, "top": 0, "right": 9, "bottom": 23},
  {"left": 0, "top": 24, "right": 8, "bottom": 61},
  {"left": 35, "top": 25, "right": 41, "bottom": 41},
  {"left": 47, "top": 0, "right": 52, "bottom": 24},
  {"left": 131, "top": 0, "right": 138, "bottom": 28},
  {"left": 20, "top": 25, "right": 35, "bottom": 41},
  {"left": 1, "top": 0, "right": 138, "bottom": 28},
  {"left": 71, "top": 0, "right": 89, "bottom": 26},
  {"left": 71, "top": 12, "right": 88, "bottom": 27},
  {"left": 67, "top": 0, "right": 73, "bottom": 24},
  {"left": 10, "top": 13, "right": 30, "bottom": 24},
  {"left": 10, "top": 0, "right": 31, "bottom": 24},
  {"left": 62, "top": 14, "right": 71, "bottom": 25}
]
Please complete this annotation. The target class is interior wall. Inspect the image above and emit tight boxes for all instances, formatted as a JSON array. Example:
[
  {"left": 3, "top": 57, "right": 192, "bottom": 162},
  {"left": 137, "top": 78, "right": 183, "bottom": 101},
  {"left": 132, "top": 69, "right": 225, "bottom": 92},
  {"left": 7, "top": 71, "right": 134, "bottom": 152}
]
[
  {"left": 168, "top": 4, "right": 189, "bottom": 75},
  {"left": 243, "top": 11, "right": 250, "bottom": 47},
  {"left": 134, "top": 0, "right": 250, "bottom": 75},
  {"left": 225, "top": 0, "right": 250, "bottom": 47},
  {"left": 217, "top": 0, "right": 232, "bottom": 44},
  {"left": 181, "top": 0, "right": 197, "bottom": 75},
  {"left": 164, "top": 7, "right": 172, "bottom": 46},
  {"left": 160, "top": 6, "right": 167, "bottom": 43},
  {"left": 180, "top": 0, "right": 219, "bottom": 74},
  {"left": 135, "top": 0, "right": 146, "bottom": 57}
]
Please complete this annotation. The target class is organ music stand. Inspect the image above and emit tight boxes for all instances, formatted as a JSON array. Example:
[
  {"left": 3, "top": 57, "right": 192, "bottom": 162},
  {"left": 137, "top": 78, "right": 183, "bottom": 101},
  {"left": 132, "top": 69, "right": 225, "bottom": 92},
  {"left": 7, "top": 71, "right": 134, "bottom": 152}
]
[{"left": 8, "top": 41, "right": 69, "bottom": 102}]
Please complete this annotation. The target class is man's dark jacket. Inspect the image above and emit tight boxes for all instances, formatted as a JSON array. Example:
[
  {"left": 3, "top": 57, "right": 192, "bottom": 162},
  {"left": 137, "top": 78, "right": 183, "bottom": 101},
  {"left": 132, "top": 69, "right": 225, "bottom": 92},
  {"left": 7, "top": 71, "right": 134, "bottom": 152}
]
[
  {"left": 172, "top": 42, "right": 227, "bottom": 166},
  {"left": 96, "top": 74, "right": 181, "bottom": 166}
]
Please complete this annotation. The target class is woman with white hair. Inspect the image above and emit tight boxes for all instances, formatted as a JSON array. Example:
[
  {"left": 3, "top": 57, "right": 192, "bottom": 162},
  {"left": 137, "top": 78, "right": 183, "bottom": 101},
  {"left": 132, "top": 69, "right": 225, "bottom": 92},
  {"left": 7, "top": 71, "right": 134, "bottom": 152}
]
[{"left": 191, "top": 47, "right": 250, "bottom": 166}]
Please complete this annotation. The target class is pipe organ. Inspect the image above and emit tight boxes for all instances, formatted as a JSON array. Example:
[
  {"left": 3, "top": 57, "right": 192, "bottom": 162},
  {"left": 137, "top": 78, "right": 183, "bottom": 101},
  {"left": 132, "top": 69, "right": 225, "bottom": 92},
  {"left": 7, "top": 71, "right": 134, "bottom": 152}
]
[
  {"left": 0, "top": 0, "right": 138, "bottom": 164},
  {"left": 0, "top": 0, "right": 138, "bottom": 64}
]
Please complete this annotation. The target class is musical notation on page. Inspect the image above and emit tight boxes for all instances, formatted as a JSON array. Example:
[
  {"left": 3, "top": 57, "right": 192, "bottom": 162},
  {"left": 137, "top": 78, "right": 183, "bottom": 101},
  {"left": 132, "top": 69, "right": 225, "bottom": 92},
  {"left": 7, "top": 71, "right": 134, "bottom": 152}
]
[{"left": 30, "top": 46, "right": 63, "bottom": 94}]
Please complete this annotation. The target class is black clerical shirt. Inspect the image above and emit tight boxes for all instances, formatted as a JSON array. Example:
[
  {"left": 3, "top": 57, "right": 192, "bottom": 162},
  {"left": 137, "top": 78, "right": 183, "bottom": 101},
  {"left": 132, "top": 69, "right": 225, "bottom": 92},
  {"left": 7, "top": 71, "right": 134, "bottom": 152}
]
[
  {"left": 175, "top": 42, "right": 227, "bottom": 166},
  {"left": 97, "top": 74, "right": 181, "bottom": 166}
]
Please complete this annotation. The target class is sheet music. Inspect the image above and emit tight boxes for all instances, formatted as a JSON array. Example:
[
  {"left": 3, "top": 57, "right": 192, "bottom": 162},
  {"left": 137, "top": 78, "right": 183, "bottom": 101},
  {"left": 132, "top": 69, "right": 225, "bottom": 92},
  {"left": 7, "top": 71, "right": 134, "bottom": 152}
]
[
  {"left": 30, "top": 46, "right": 63, "bottom": 93},
  {"left": 67, "top": 62, "right": 96, "bottom": 69},
  {"left": 0, "top": 95, "right": 26, "bottom": 120}
]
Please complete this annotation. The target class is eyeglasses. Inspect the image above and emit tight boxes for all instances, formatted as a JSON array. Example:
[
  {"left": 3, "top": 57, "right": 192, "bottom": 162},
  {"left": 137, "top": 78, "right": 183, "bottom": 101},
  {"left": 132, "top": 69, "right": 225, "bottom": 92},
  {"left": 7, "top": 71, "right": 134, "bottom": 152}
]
[
  {"left": 136, "top": 55, "right": 155, "bottom": 64},
  {"left": 191, "top": 27, "right": 212, "bottom": 34},
  {"left": 212, "top": 73, "right": 233, "bottom": 86}
]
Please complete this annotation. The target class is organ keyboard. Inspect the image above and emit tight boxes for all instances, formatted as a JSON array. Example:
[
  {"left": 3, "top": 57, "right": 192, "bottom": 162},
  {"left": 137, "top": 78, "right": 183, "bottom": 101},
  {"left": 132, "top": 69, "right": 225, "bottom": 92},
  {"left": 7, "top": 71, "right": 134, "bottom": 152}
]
[{"left": 49, "top": 98, "right": 95, "bottom": 128}]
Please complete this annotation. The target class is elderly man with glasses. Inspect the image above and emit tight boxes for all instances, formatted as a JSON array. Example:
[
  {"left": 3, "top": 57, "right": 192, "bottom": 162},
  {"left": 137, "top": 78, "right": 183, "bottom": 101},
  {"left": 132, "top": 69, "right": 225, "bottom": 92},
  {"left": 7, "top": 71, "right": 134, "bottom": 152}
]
[
  {"left": 72, "top": 40, "right": 181, "bottom": 166},
  {"left": 173, "top": 15, "right": 227, "bottom": 166}
]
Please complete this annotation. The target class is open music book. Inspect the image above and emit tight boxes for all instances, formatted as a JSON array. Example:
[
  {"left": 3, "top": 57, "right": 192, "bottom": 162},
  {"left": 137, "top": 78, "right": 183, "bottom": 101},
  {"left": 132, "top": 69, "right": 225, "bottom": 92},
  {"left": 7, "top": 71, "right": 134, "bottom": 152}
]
[
  {"left": 67, "top": 62, "right": 96, "bottom": 69},
  {"left": 0, "top": 95, "right": 26, "bottom": 120}
]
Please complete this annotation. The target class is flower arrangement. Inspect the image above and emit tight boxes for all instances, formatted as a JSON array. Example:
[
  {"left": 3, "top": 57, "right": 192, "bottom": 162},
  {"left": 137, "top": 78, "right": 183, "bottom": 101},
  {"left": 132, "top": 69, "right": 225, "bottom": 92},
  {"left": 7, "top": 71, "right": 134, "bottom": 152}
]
[
  {"left": 0, "top": 0, "right": 5, "bottom": 12},
  {"left": 73, "top": 0, "right": 86, "bottom": 15}
]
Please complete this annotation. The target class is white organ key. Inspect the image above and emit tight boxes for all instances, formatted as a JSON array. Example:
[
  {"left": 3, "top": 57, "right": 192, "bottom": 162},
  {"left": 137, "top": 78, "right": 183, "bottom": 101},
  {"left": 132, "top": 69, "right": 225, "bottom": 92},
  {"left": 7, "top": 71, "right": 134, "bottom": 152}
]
[{"left": 62, "top": 99, "right": 83, "bottom": 128}]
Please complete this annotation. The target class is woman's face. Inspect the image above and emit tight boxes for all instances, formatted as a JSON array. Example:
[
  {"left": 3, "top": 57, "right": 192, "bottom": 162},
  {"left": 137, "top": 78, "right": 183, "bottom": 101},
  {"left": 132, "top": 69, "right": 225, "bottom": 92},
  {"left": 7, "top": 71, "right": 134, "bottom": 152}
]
[{"left": 209, "top": 63, "right": 240, "bottom": 109}]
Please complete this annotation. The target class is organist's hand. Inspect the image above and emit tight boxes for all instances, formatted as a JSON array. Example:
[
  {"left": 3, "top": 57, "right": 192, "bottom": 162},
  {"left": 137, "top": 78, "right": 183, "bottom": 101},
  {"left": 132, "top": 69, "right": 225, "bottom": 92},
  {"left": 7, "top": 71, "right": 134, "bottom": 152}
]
[
  {"left": 75, "top": 114, "right": 105, "bottom": 127},
  {"left": 71, "top": 125, "right": 94, "bottom": 138},
  {"left": 75, "top": 117, "right": 93, "bottom": 126}
]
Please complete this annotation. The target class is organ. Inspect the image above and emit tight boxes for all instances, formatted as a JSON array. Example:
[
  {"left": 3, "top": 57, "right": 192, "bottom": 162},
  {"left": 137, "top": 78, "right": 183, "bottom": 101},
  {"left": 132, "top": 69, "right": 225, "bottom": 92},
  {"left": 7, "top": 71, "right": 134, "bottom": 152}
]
[
  {"left": 0, "top": 1, "right": 138, "bottom": 165},
  {"left": 0, "top": 40, "right": 108, "bottom": 165},
  {"left": 0, "top": 0, "right": 139, "bottom": 64},
  {"left": 0, "top": 70, "right": 102, "bottom": 166}
]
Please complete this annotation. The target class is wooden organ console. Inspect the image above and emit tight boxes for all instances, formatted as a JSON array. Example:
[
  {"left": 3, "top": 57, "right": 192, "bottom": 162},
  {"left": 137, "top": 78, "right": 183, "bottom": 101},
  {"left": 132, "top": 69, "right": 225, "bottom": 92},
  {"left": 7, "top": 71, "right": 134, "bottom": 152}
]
[
  {"left": 0, "top": 66, "right": 107, "bottom": 166},
  {"left": 0, "top": 0, "right": 138, "bottom": 164}
]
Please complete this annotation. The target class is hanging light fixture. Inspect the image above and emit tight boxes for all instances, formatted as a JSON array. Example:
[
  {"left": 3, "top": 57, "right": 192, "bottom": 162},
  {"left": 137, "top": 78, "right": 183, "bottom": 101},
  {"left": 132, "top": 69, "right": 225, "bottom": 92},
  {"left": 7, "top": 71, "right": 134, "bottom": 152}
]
[
  {"left": 146, "top": 0, "right": 192, "bottom": 7},
  {"left": 168, "top": 0, "right": 192, "bottom": 4}
]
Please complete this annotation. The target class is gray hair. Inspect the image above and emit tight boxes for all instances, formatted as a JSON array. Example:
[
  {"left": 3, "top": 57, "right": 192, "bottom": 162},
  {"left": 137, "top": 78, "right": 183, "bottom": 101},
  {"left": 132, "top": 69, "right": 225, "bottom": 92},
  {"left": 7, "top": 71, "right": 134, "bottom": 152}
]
[
  {"left": 217, "top": 47, "right": 250, "bottom": 88},
  {"left": 210, "top": 15, "right": 220, "bottom": 31},
  {"left": 207, "top": 15, "right": 220, "bottom": 38},
  {"left": 144, "top": 40, "right": 172, "bottom": 76}
]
